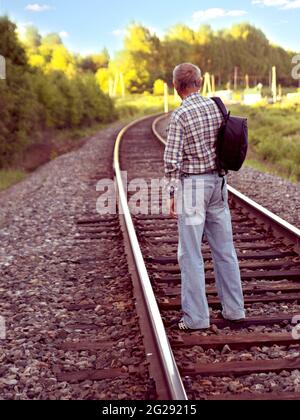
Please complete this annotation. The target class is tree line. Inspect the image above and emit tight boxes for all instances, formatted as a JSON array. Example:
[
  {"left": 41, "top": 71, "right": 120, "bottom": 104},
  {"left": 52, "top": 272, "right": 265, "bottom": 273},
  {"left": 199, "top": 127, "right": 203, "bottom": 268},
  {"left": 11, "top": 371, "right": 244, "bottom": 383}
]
[
  {"left": 100, "top": 22, "right": 296, "bottom": 94},
  {"left": 0, "top": 17, "right": 297, "bottom": 168}
]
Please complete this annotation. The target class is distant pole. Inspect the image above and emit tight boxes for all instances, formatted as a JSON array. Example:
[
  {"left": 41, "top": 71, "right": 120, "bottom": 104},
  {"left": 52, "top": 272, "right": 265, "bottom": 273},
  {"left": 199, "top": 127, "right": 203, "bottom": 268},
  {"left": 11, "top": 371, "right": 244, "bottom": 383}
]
[
  {"left": 278, "top": 84, "right": 282, "bottom": 99},
  {"left": 272, "top": 66, "right": 277, "bottom": 103},
  {"left": 245, "top": 74, "right": 249, "bottom": 90},
  {"left": 234, "top": 66, "right": 238, "bottom": 91},
  {"left": 211, "top": 75, "right": 216, "bottom": 94},
  {"left": 120, "top": 73, "right": 125, "bottom": 98},
  {"left": 203, "top": 73, "right": 212, "bottom": 97},
  {"left": 164, "top": 83, "right": 169, "bottom": 113}
]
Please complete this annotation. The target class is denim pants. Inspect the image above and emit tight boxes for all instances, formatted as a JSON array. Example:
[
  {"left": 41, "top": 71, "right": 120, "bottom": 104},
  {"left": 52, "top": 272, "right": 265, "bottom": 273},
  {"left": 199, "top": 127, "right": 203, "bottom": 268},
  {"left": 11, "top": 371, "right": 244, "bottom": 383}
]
[{"left": 177, "top": 174, "right": 245, "bottom": 329}]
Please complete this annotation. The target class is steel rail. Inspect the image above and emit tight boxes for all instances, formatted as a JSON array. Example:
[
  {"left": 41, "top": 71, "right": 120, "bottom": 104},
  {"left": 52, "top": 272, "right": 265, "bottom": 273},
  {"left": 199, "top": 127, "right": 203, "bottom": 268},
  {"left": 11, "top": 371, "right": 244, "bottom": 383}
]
[
  {"left": 152, "top": 114, "right": 300, "bottom": 253},
  {"left": 114, "top": 114, "right": 188, "bottom": 401}
]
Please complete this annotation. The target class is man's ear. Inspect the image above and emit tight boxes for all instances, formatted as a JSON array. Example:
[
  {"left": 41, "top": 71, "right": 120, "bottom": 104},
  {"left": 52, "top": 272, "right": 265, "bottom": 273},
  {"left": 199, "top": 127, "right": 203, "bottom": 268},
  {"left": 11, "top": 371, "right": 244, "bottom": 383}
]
[{"left": 196, "top": 78, "right": 203, "bottom": 89}]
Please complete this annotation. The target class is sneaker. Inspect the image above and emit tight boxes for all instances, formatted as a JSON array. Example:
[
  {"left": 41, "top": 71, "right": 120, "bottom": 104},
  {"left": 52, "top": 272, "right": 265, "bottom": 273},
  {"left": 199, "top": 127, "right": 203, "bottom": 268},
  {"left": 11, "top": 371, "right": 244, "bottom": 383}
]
[
  {"left": 178, "top": 318, "right": 191, "bottom": 331},
  {"left": 171, "top": 318, "right": 209, "bottom": 332}
]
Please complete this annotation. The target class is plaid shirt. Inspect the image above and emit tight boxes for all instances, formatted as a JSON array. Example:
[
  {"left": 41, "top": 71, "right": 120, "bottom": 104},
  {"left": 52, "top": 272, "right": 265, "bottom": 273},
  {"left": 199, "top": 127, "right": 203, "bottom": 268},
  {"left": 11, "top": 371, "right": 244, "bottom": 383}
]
[{"left": 164, "top": 92, "right": 223, "bottom": 195}]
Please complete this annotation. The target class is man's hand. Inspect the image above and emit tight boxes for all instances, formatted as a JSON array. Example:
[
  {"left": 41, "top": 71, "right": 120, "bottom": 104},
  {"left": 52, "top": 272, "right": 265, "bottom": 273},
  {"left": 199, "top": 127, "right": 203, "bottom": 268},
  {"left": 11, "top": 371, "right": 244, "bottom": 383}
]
[{"left": 169, "top": 197, "right": 177, "bottom": 219}]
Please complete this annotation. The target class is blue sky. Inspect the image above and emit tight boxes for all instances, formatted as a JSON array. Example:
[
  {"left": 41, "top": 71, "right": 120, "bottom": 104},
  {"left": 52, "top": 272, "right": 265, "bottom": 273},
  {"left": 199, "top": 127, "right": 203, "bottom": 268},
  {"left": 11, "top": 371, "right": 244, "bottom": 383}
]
[{"left": 1, "top": 0, "right": 300, "bottom": 55}]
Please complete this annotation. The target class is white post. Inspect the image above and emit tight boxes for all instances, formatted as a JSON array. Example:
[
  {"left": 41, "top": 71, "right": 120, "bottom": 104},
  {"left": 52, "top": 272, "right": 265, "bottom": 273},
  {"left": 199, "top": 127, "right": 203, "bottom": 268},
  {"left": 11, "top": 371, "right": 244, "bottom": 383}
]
[
  {"left": 245, "top": 74, "right": 249, "bottom": 90},
  {"left": 234, "top": 66, "right": 238, "bottom": 91},
  {"left": 164, "top": 83, "right": 169, "bottom": 113},
  {"left": 211, "top": 75, "right": 215, "bottom": 94},
  {"left": 272, "top": 66, "right": 277, "bottom": 103},
  {"left": 202, "top": 73, "right": 212, "bottom": 97}
]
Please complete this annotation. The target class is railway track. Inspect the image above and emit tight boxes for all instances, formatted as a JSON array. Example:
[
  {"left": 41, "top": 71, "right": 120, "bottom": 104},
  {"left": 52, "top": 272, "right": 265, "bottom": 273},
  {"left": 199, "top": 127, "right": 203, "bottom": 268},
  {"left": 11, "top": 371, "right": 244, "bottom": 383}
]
[{"left": 115, "top": 114, "right": 300, "bottom": 401}]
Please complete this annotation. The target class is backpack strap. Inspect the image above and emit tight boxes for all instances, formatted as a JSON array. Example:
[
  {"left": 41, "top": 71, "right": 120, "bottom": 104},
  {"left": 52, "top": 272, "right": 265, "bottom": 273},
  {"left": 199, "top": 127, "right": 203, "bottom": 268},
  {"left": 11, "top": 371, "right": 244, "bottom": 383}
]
[
  {"left": 211, "top": 97, "right": 229, "bottom": 199},
  {"left": 211, "top": 97, "right": 230, "bottom": 122}
]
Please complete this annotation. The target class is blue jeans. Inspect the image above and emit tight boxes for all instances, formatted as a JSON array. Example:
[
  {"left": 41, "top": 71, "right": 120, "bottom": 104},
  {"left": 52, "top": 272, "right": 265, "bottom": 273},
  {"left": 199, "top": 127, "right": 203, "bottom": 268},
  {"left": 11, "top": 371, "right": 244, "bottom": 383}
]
[{"left": 177, "top": 174, "right": 245, "bottom": 329}]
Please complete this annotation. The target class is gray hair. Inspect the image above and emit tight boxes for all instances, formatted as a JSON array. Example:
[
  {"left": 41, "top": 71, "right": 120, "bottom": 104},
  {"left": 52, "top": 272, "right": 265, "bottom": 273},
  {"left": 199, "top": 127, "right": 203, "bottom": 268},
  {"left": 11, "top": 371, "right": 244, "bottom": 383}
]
[{"left": 173, "top": 63, "right": 202, "bottom": 92}]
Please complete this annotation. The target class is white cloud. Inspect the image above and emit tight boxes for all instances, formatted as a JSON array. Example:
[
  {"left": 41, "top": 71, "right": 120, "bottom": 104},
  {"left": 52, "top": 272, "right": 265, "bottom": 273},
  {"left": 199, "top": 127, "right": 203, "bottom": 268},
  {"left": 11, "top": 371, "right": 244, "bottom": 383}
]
[
  {"left": 25, "top": 4, "right": 53, "bottom": 12},
  {"left": 112, "top": 29, "right": 126, "bottom": 37},
  {"left": 252, "top": 0, "right": 300, "bottom": 8},
  {"left": 252, "top": 0, "right": 289, "bottom": 5},
  {"left": 59, "top": 31, "right": 69, "bottom": 39},
  {"left": 282, "top": 0, "right": 300, "bottom": 8},
  {"left": 192, "top": 8, "right": 248, "bottom": 21}
]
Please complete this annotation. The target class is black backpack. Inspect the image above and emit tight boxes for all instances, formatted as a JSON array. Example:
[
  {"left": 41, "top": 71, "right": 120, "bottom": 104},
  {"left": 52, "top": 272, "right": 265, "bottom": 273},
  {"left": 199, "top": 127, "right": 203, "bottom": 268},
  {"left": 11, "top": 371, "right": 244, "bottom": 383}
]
[{"left": 211, "top": 97, "right": 248, "bottom": 174}]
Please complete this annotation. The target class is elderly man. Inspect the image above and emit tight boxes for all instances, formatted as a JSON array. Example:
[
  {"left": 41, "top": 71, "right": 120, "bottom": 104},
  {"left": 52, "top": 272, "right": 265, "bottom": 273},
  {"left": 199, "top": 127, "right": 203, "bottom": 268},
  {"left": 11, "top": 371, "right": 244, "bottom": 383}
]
[{"left": 164, "top": 63, "right": 245, "bottom": 331}]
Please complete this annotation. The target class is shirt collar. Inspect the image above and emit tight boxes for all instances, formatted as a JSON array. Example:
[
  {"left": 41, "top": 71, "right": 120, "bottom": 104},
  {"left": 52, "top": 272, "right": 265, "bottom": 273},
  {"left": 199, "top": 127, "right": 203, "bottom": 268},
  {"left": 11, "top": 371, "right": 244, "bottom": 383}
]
[{"left": 182, "top": 92, "right": 201, "bottom": 103}]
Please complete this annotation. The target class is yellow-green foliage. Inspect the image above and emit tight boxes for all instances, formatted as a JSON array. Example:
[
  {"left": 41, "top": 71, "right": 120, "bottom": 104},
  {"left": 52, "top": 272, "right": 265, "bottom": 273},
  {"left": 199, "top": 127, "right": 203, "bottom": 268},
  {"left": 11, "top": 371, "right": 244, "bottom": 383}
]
[
  {"left": 116, "top": 94, "right": 178, "bottom": 120},
  {"left": 107, "top": 22, "right": 297, "bottom": 94},
  {"left": 0, "top": 17, "right": 116, "bottom": 168},
  {"left": 0, "top": 169, "right": 26, "bottom": 191},
  {"left": 230, "top": 103, "right": 300, "bottom": 181},
  {"left": 153, "top": 79, "right": 165, "bottom": 96}
]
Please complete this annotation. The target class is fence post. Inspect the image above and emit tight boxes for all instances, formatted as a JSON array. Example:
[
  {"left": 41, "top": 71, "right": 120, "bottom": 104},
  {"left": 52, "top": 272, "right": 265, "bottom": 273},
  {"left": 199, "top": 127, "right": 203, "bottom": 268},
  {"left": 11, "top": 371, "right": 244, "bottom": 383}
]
[
  {"left": 164, "top": 83, "right": 169, "bottom": 113},
  {"left": 272, "top": 66, "right": 277, "bottom": 103},
  {"left": 211, "top": 75, "right": 215, "bottom": 94},
  {"left": 202, "top": 72, "right": 212, "bottom": 97},
  {"left": 245, "top": 74, "right": 249, "bottom": 90},
  {"left": 234, "top": 66, "right": 238, "bottom": 91}
]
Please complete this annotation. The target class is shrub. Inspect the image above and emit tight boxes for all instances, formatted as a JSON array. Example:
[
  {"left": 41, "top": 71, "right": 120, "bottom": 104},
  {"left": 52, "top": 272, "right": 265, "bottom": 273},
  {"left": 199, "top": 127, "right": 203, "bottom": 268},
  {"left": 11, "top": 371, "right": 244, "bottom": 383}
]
[{"left": 153, "top": 79, "right": 165, "bottom": 96}]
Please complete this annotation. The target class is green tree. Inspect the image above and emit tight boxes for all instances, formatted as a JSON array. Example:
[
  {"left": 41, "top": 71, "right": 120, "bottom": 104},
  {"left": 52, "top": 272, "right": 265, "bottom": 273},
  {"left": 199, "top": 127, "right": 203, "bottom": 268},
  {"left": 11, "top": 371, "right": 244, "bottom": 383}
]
[
  {"left": 0, "top": 16, "right": 116, "bottom": 169},
  {"left": 0, "top": 16, "right": 27, "bottom": 66},
  {"left": 111, "top": 23, "right": 162, "bottom": 93},
  {"left": 79, "top": 48, "right": 110, "bottom": 73},
  {"left": 23, "top": 25, "right": 42, "bottom": 51}
]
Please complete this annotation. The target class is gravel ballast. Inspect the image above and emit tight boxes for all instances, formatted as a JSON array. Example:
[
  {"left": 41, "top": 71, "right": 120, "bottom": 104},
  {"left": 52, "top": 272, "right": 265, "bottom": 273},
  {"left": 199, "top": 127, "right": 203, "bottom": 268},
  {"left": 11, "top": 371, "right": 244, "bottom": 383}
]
[{"left": 0, "top": 123, "right": 153, "bottom": 400}]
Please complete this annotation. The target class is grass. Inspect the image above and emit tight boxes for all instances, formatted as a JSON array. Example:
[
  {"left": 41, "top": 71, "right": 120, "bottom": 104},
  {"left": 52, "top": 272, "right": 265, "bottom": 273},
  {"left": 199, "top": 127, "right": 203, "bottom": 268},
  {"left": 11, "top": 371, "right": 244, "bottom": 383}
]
[
  {"left": 115, "top": 94, "right": 179, "bottom": 121},
  {"left": 229, "top": 102, "right": 300, "bottom": 182},
  {"left": 116, "top": 93, "right": 300, "bottom": 182},
  {"left": 2, "top": 92, "right": 299, "bottom": 191},
  {"left": 0, "top": 169, "right": 27, "bottom": 191},
  {"left": 116, "top": 94, "right": 300, "bottom": 182}
]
